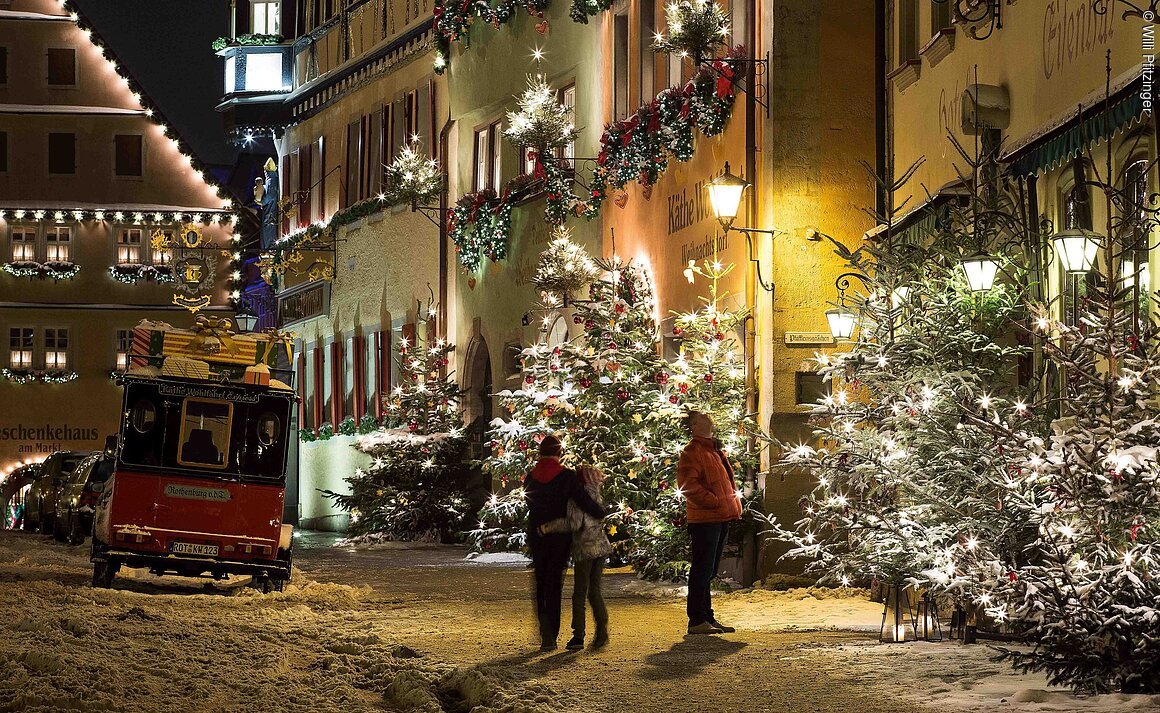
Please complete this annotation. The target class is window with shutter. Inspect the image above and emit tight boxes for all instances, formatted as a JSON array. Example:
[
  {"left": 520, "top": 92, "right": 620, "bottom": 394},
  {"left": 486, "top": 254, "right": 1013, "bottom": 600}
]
[
  {"left": 48, "top": 133, "right": 75, "bottom": 174},
  {"left": 368, "top": 110, "right": 383, "bottom": 196},
  {"left": 345, "top": 119, "right": 361, "bottom": 207},
  {"left": 114, "top": 134, "right": 143, "bottom": 176},
  {"left": 416, "top": 82, "right": 432, "bottom": 158},
  {"left": 47, "top": 48, "right": 75, "bottom": 86}
]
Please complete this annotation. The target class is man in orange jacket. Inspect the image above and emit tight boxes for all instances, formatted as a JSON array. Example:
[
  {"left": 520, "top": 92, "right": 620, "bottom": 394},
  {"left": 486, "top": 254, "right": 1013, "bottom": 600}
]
[{"left": 676, "top": 410, "right": 742, "bottom": 634}]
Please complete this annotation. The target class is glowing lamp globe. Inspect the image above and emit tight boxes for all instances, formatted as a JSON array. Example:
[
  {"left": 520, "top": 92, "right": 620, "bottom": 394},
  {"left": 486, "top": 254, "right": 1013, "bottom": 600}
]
[
  {"left": 960, "top": 252, "right": 1000, "bottom": 292},
  {"left": 1052, "top": 228, "right": 1101, "bottom": 274},
  {"left": 706, "top": 162, "right": 749, "bottom": 231},
  {"left": 825, "top": 306, "right": 857, "bottom": 340}
]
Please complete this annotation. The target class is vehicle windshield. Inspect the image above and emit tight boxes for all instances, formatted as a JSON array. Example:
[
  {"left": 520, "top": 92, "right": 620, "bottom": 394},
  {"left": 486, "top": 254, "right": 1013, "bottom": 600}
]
[
  {"left": 60, "top": 456, "right": 83, "bottom": 474},
  {"left": 119, "top": 380, "right": 291, "bottom": 482}
]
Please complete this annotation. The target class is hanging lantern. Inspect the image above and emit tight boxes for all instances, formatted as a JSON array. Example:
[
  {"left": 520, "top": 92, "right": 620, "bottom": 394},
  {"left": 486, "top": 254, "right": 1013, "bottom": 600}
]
[
  {"left": 706, "top": 162, "right": 750, "bottom": 232},
  {"left": 825, "top": 306, "right": 857, "bottom": 340},
  {"left": 1052, "top": 228, "right": 1101, "bottom": 274},
  {"left": 960, "top": 251, "right": 1000, "bottom": 292}
]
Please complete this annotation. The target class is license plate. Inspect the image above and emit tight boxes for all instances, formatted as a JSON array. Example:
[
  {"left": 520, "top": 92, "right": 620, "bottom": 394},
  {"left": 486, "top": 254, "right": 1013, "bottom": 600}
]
[{"left": 170, "top": 542, "right": 219, "bottom": 557}]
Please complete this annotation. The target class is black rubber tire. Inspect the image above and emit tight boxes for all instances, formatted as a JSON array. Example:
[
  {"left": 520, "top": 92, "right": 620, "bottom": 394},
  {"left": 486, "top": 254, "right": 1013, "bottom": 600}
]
[
  {"left": 53, "top": 515, "right": 69, "bottom": 542},
  {"left": 92, "top": 560, "right": 116, "bottom": 588},
  {"left": 41, "top": 511, "right": 55, "bottom": 536},
  {"left": 67, "top": 512, "right": 85, "bottom": 546}
]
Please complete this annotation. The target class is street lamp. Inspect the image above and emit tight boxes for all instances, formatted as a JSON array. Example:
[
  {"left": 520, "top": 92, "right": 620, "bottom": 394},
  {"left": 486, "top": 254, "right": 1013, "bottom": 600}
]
[
  {"left": 706, "top": 162, "right": 750, "bottom": 232},
  {"left": 825, "top": 306, "right": 858, "bottom": 340},
  {"left": 235, "top": 306, "right": 258, "bottom": 333},
  {"left": 1052, "top": 228, "right": 1101, "bottom": 274},
  {"left": 706, "top": 162, "right": 779, "bottom": 292},
  {"left": 959, "top": 251, "right": 1000, "bottom": 292}
]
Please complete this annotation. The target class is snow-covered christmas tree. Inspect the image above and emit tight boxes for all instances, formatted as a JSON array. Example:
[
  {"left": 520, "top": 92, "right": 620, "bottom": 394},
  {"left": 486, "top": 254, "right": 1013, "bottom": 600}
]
[
  {"left": 470, "top": 234, "right": 755, "bottom": 580},
  {"left": 325, "top": 304, "right": 473, "bottom": 542}
]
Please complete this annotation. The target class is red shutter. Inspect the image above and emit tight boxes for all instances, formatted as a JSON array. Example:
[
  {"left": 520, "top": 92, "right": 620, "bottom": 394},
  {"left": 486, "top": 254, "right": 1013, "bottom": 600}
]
[
  {"left": 352, "top": 335, "right": 366, "bottom": 421},
  {"left": 297, "top": 351, "right": 307, "bottom": 429},
  {"left": 312, "top": 346, "right": 324, "bottom": 429},
  {"left": 281, "top": 153, "right": 293, "bottom": 236},
  {"left": 330, "top": 340, "right": 343, "bottom": 425}
]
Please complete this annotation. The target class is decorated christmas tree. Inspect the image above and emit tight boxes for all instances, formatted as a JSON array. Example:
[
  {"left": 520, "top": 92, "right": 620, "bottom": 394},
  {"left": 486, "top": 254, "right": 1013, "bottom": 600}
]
[
  {"left": 956, "top": 155, "right": 1160, "bottom": 693},
  {"left": 470, "top": 233, "right": 756, "bottom": 580},
  {"left": 325, "top": 304, "right": 473, "bottom": 542},
  {"left": 762, "top": 155, "right": 1037, "bottom": 616}
]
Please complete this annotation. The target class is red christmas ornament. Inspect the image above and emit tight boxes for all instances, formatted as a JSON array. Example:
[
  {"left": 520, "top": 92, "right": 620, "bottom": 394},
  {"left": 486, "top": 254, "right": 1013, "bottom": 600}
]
[
  {"left": 579, "top": 377, "right": 592, "bottom": 389},
  {"left": 584, "top": 319, "right": 596, "bottom": 330},
  {"left": 714, "top": 332, "right": 724, "bottom": 341},
  {"left": 704, "top": 373, "right": 714, "bottom": 383},
  {"left": 673, "top": 326, "right": 683, "bottom": 336},
  {"left": 525, "top": 375, "right": 535, "bottom": 384},
  {"left": 656, "top": 371, "right": 670, "bottom": 385},
  {"left": 518, "top": 440, "right": 529, "bottom": 450},
  {"left": 679, "top": 383, "right": 689, "bottom": 394},
  {"left": 615, "top": 389, "right": 629, "bottom": 402},
  {"left": 669, "top": 394, "right": 680, "bottom": 404},
  {"left": 573, "top": 315, "right": 583, "bottom": 324},
  {"left": 408, "top": 422, "right": 418, "bottom": 432},
  {"left": 533, "top": 433, "right": 545, "bottom": 443}
]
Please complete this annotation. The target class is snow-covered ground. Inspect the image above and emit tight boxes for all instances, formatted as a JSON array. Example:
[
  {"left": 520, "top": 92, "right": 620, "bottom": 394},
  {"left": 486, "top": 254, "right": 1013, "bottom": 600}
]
[
  {"left": 815, "top": 640, "right": 1160, "bottom": 713},
  {"left": 4, "top": 531, "right": 1159, "bottom": 713},
  {"left": 0, "top": 532, "right": 575, "bottom": 713}
]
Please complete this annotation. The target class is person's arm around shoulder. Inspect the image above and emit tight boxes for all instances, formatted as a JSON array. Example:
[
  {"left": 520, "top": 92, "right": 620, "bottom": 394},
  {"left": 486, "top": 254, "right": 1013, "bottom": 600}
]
[
  {"left": 568, "top": 471, "right": 606, "bottom": 519},
  {"left": 676, "top": 445, "right": 720, "bottom": 509},
  {"left": 538, "top": 516, "right": 571, "bottom": 535}
]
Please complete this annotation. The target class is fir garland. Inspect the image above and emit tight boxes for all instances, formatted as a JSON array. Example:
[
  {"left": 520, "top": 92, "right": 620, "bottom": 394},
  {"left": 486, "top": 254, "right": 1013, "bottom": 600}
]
[
  {"left": 2, "top": 368, "right": 79, "bottom": 384},
  {"left": 1, "top": 261, "right": 80, "bottom": 280},
  {"left": 432, "top": 0, "right": 550, "bottom": 74},
  {"left": 211, "top": 33, "right": 284, "bottom": 52},
  {"left": 448, "top": 189, "right": 516, "bottom": 272},
  {"left": 588, "top": 49, "right": 743, "bottom": 212},
  {"left": 107, "top": 264, "right": 174, "bottom": 284},
  {"left": 569, "top": 0, "right": 613, "bottom": 23}
]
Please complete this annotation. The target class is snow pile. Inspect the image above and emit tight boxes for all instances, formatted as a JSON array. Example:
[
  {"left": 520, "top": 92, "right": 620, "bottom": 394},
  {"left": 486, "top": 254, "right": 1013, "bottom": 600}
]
[
  {"left": 464, "top": 551, "right": 532, "bottom": 566},
  {"left": 619, "top": 577, "right": 689, "bottom": 598},
  {"left": 0, "top": 532, "right": 578, "bottom": 713},
  {"left": 814, "top": 640, "right": 1160, "bottom": 712}
]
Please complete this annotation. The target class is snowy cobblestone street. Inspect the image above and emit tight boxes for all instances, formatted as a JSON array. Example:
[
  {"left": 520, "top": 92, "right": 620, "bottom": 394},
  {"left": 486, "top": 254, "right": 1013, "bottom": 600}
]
[{"left": 3, "top": 531, "right": 1159, "bottom": 713}]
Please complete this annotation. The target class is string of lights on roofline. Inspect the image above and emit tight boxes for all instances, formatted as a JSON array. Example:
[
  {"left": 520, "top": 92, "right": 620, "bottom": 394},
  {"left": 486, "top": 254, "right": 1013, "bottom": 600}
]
[
  {"left": 57, "top": 0, "right": 235, "bottom": 212},
  {"left": 48, "top": 0, "right": 252, "bottom": 310},
  {"left": 0, "top": 209, "right": 238, "bottom": 226}
]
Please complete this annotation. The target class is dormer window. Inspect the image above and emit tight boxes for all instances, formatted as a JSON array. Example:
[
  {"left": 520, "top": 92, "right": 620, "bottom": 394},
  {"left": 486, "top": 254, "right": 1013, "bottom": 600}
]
[{"left": 252, "top": 1, "right": 281, "bottom": 35}]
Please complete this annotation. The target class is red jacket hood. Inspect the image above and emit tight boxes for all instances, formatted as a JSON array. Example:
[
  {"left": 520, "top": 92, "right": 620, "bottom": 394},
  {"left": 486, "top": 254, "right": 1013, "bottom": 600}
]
[{"left": 529, "top": 459, "right": 565, "bottom": 483}]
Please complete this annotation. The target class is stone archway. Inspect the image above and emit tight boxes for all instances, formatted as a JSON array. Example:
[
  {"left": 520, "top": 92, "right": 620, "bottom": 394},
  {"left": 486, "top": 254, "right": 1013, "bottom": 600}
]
[{"left": 462, "top": 334, "right": 495, "bottom": 491}]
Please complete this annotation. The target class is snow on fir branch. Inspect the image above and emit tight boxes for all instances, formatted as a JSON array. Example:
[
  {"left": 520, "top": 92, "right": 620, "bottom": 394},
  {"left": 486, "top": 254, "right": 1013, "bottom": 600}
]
[
  {"left": 533, "top": 227, "right": 599, "bottom": 299},
  {"left": 652, "top": 0, "right": 731, "bottom": 61},
  {"left": 383, "top": 140, "right": 443, "bottom": 206},
  {"left": 504, "top": 76, "right": 579, "bottom": 154}
]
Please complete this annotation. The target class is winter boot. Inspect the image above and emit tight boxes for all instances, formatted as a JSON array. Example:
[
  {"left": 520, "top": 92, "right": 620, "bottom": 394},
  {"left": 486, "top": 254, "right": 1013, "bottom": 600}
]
[{"left": 565, "top": 634, "right": 585, "bottom": 650}]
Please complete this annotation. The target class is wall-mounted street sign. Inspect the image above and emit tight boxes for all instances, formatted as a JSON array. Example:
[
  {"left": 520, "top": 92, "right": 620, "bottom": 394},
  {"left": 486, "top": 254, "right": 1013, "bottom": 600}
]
[{"left": 784, "top": 332, "right": 834, "bottom": 346}]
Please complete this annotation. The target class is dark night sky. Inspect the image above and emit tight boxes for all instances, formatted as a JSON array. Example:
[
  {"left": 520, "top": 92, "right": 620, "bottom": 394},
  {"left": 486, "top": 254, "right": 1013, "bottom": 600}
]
[{"left": 76, "top": 0, "right": 232, "bottom": 166}]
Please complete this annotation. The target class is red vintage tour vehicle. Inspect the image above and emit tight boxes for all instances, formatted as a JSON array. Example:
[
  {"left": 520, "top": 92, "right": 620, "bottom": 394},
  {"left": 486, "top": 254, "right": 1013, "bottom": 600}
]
[{"left": 91, "top": 319, "right": 296, "bottom": 592}]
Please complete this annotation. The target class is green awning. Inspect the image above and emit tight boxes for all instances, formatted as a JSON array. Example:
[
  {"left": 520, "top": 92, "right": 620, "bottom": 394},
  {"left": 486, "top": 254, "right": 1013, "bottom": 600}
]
[{"left": 1007, "top": 82, "right": 1148, "bottom": 176}]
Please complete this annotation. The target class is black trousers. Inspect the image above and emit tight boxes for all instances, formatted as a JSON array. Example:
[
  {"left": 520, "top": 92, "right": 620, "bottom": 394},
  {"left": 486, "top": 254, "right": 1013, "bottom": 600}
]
[
  {"left": 530, "top": 532, "right": 571, "bottom": 644},
  {"left": 687, "top": 521, "right": 730, "bottom": 625},
  {"left": 571, "top": 557, "right": 608, "bottom": 638}
]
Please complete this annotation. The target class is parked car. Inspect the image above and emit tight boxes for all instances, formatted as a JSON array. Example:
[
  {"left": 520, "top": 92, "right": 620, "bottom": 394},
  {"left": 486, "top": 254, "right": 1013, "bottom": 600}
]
[
  {"left": 55, "top": 452, "right": 113, "bottom": 545},
  {"left": 2, "top": 463, "right": 42, "bottom": 530},
  {"left": 24, "top": 451, "right": 87, "bottom": 535}
]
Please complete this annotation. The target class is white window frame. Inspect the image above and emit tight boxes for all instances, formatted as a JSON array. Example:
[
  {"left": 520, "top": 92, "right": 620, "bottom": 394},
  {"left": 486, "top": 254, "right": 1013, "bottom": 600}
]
[
  {"left": 115, "top": 328, "right": 132, "bottom": 370},
  {"left": 45, "top": 225, "right": 71, "bottom": 262},
  {"left": 251, "top": 0, "right": 281, "bottom": 35},
  {"left": 44, "top": 327, "right": 69, "bottom": 369},
  {"left": 116, "top": 227, "right": 144, "bottom": 264},
  {"left": 9, "top": 225, "right": 37, "bottom": 261},
  {"left": 9, "top": 327, "right": 33, "bottom": 368}
]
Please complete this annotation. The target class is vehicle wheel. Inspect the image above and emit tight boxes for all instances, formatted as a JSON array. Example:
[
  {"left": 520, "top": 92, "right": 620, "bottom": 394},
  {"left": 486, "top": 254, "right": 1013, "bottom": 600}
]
[
  {"left": 67, "top": 512, "right": 85, "bottom": 546},
  {"left": 54, "top": 510, "right": 71, "bottom": 542},
  {"left": 92, "top": 559, "right": 117, "bottom": 589},
  {"left": 248, "top": 575, "right": 273, "bottom": 594},
  {"left": 271, "top": 577, "right": 286, "bottom": 593},
  {"left": 41, "top": 512, "right": 55, "bottom": 536}
]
